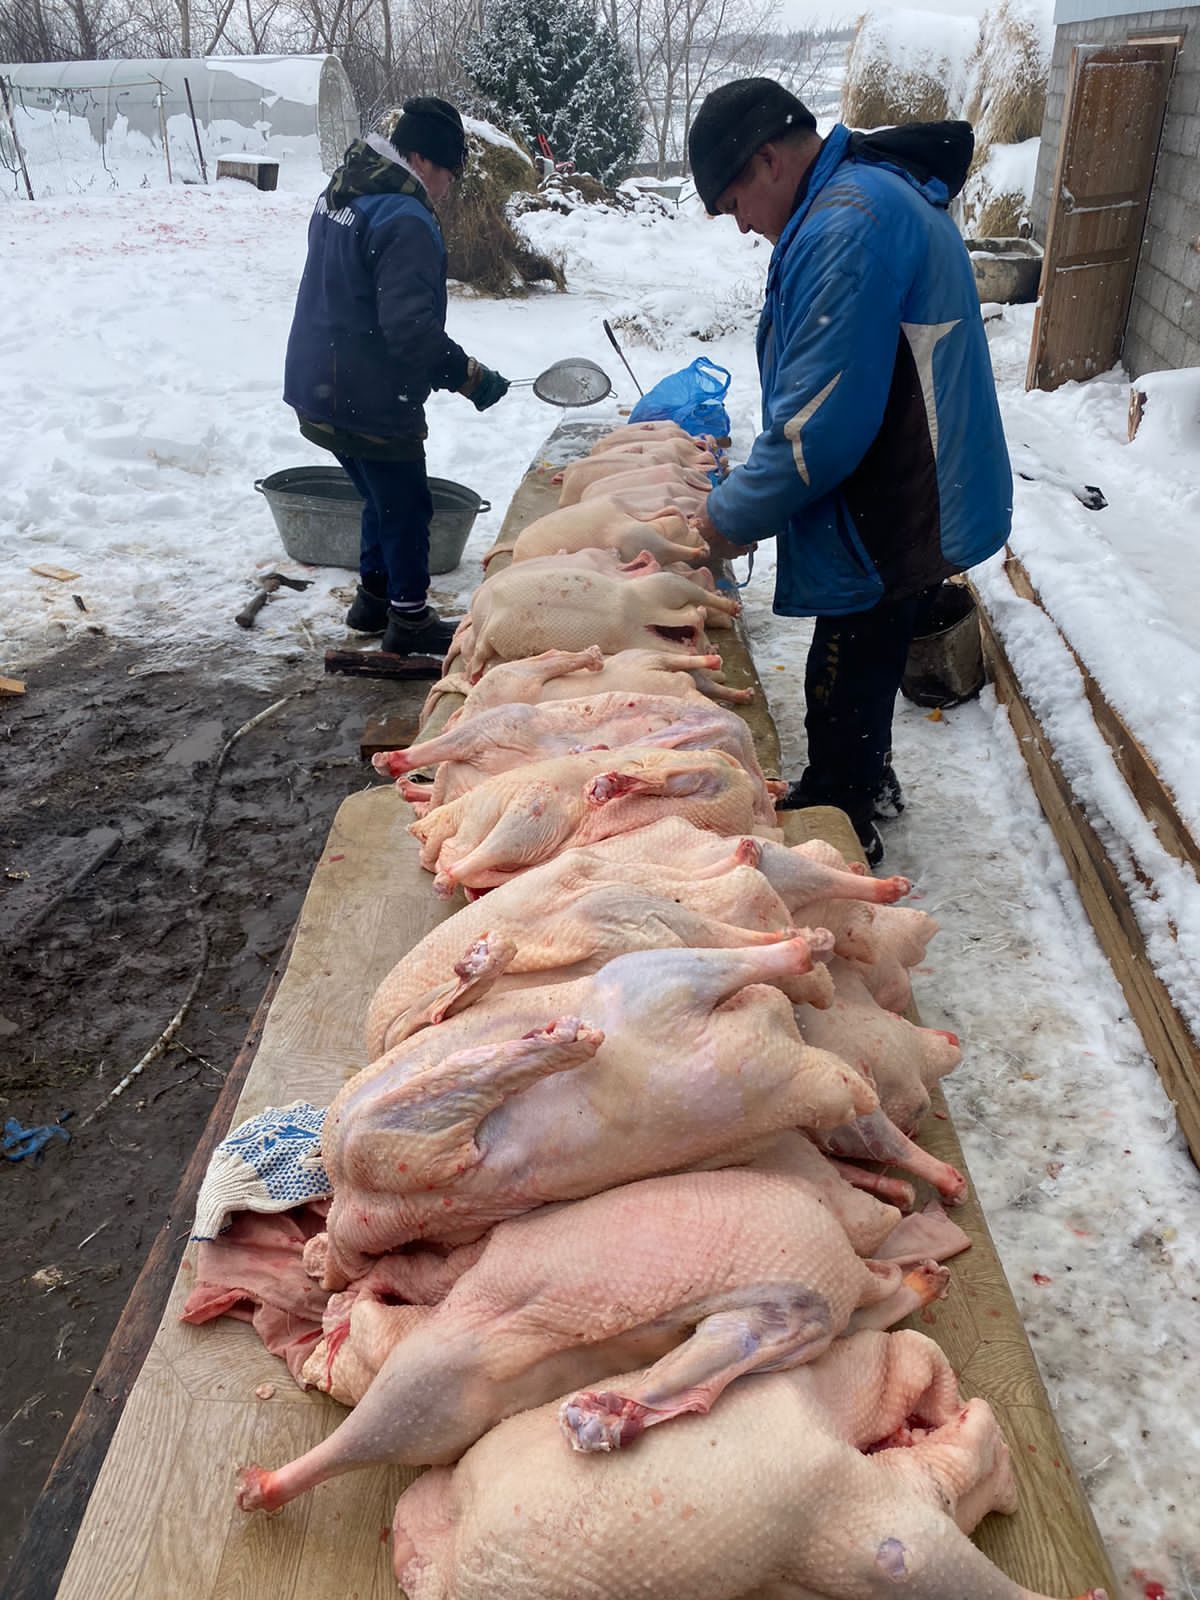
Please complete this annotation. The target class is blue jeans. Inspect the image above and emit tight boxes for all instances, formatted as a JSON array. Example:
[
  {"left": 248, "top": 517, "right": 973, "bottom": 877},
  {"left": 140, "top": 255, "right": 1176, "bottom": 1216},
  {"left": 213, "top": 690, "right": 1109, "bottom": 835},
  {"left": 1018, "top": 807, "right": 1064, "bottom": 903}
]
[
  {"left": 791, "top": 592, "right": 924, "bottom": 829},
  {"left": 336, "top": 453, "right": 432, "bottom": 606}
]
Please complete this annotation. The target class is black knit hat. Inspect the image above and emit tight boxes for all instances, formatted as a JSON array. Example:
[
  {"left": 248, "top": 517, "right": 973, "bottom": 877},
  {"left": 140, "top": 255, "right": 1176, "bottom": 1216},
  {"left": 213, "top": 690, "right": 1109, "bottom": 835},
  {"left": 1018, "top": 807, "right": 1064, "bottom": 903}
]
[
  {"left": 689, "top": 78, "right": 817, "bottom": 213},
  {"left": 390, "top": 96, "right": 468, "bottom": 175}
]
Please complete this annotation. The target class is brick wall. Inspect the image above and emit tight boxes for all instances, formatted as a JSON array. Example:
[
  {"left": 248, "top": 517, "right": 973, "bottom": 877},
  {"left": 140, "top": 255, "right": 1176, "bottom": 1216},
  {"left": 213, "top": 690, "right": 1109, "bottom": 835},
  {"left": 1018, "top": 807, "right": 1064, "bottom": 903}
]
[{"left": 1031, "top": 8, "right": 1200, "bottom": 376}]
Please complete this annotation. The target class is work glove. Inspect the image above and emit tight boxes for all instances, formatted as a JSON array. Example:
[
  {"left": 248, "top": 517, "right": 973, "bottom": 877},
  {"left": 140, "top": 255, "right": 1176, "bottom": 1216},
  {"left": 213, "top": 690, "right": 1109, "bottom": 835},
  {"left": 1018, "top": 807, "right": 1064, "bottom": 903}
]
[{"left": 462, "top": 359, "right": 510, "bottom": 412}]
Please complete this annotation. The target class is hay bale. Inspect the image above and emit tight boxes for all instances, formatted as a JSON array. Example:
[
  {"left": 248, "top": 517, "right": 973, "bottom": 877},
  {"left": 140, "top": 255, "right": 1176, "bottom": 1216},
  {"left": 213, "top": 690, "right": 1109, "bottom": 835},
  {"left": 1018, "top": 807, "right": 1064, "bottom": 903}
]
[
  {"left": 842, "top": 8, "right": 978, "bottom": 127},
  {"left": 960, "top": 135, "right": 1041, "bottom": 238},
  {"left": 379, "top": 110, "right": 565, "bottom": 296},
  {"left": 959, "top": 0, "right": 1051, "bottom": 235},
  {"left": 963, "top": 0, "right": 1052, "bottom": 149}
]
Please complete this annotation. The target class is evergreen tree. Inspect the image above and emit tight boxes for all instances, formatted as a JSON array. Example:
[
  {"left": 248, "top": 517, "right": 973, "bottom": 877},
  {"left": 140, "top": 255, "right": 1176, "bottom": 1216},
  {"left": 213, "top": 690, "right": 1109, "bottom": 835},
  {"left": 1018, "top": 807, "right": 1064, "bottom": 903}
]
[{"left": 465, "top": 0, "right": 643, "bottom": 185}]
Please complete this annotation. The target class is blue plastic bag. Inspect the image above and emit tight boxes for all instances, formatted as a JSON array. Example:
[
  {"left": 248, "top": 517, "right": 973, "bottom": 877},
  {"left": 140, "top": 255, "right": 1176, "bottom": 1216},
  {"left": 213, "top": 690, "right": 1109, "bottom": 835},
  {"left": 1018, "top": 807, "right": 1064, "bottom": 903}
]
[{"left": 628, "top": 357, "right": 731, "bottom": 439}]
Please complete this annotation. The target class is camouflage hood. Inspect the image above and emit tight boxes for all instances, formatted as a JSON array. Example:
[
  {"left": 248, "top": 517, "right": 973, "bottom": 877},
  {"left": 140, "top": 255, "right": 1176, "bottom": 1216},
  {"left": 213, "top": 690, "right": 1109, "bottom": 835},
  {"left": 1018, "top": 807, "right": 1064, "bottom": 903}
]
[{"left": 323, "top": 134, "right": 434, "bottom": 213}]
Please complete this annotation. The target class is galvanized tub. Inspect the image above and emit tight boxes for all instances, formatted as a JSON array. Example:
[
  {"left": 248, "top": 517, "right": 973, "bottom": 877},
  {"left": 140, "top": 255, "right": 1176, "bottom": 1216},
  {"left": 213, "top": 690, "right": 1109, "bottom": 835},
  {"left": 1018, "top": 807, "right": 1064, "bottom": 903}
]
[
  {"left": 254, "top": 466, "right": 490, "bottom": 575},
  {"left": 963, "top": 237, "right": 1043, "bottom": 305},
  {"left": 901, "top": 582, "right": 985, "bottom": 708}
]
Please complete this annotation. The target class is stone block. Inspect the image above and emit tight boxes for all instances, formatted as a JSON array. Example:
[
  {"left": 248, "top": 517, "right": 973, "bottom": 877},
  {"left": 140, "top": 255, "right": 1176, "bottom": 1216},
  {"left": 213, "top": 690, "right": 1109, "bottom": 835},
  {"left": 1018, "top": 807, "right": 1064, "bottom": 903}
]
[
  {"left": 1143, "top": 265, "right": 1170, "bottom": 313},
  {"left": 1148, "top": 301, "right": 1173, "bottom": 345},
  {"left": 1176, "top": 70, "right": 1200, "bottom": 118},
  {"left": 1162, "top": 234, "right": 1195, "bottom": 287},
  {"left": 1164, "top": 151, "right": 1196, "bottom": 200},
  {"left": 1161, "top": 189, "right": 1188, "bottom": 238},
  {"left": 1161, "top": 112, "right": 1186, "bottom": 156}
]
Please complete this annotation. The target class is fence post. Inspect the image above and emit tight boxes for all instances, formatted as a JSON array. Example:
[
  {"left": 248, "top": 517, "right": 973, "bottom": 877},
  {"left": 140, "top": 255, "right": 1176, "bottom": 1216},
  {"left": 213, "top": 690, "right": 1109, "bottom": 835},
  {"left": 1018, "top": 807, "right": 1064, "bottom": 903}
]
[
  {"left": 157, "top": 91, "right": 173, "bottom": 184},
  {"left": 183, "top": 77, "right": 207, "bottom": 183},
  {"left": 0, "top": 76, "right": 35, "bottom": 201}
]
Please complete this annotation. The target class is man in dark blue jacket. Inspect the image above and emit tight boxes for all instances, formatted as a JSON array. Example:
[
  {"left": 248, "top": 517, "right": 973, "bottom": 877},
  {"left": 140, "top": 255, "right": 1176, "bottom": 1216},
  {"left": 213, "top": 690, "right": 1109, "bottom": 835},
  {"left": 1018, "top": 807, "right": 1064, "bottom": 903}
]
[
  {"left": 284, "top": 97, "right": 510, "bottom": 657},
  {"left": 688, "top": 80, "right": 1011, "bottom": 862}
]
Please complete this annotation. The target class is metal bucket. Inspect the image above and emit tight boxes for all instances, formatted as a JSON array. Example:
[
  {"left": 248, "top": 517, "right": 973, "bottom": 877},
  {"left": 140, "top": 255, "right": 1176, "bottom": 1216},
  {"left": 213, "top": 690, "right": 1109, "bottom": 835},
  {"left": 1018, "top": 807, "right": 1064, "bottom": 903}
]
[
  {"left": 901, "top": 582, "right": 985, "bottom": 708},
  {"left": 254, "top": 466, "right": 490, "bottom": 575}
]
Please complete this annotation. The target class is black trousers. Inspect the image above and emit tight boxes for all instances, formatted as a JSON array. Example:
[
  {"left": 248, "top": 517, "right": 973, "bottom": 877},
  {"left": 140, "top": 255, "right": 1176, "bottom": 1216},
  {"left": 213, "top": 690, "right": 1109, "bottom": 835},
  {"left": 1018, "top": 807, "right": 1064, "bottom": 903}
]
[
  {"left": 790, "top": 592, "right": 923, "bottom": 830},
  {"left": 336, "top": 453, "right": 433, "bottom": 606}
]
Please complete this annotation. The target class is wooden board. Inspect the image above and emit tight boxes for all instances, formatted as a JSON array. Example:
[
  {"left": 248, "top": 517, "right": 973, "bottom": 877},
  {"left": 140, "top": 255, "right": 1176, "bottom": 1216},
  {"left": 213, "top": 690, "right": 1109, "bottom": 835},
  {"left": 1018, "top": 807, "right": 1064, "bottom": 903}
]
[
  {"left": 46, "top": 421, "right": 1116, "bottom": 1600},
  {"left": 215, "top": 156, "right": 280, "bottom": 191},
  {"left": 1027, "top": 42, "right": 1175, "bottom": 391},
  {"left": 1001, "top": 552, "right": 1200, "bottom": 878},
  {"left": 784, "top": 806, "right": 1116, "bottom": 1593},
  {"left": 54, "top": 791, "right": 454, "bottom": 1600},
  {"left": 50, "top": 786, "right": 1116, "bottom": 1600},
  {"left": 4, "top": 933, "right": 293, "bottom": 1600},
  {"left": 977, "top": 597, "right": 1200, "bottom": 1169}
]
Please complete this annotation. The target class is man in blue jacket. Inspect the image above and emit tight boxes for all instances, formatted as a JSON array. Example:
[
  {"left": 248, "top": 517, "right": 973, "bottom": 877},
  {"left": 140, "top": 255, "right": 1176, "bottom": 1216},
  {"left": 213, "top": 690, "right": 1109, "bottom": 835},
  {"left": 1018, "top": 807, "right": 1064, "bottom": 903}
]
[
  {"left": 688, "top": 80, "right": 1011, "bottom": 863},
  {"left": 284, "top": 97, "right": 510, "bottom": 657}
]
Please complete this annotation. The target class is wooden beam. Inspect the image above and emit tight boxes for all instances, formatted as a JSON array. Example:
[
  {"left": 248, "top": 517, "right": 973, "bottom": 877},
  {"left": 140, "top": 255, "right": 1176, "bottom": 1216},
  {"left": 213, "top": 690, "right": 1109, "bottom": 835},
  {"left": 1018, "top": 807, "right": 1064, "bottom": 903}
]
[
  {"left": 1002, "top": 552, "right": 1200, "bottom": 878},
  {"left": 978, "top": 606, "right": 1200, "bottom": 1165},
  {"left": 324, "top": 648, "right": 442, "bottom": 681},
  {"left": 359, "top": 710, "right": 421, "bottom": 762}
]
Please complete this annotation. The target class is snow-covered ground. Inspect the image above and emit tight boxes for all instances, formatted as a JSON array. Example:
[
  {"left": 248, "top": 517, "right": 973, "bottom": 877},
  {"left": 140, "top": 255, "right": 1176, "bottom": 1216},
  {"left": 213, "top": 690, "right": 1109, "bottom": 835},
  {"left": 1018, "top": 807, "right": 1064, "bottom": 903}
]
[{"left": 2, "top": 165, "right": 1198, "bottom": 1597}]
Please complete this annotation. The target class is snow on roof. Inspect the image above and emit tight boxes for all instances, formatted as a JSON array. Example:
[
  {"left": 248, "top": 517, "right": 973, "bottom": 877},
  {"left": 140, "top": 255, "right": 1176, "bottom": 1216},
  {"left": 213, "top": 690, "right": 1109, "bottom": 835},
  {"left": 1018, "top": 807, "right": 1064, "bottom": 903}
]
[{"left": 206, "top": 54, "right": 330, "bottom": 105}]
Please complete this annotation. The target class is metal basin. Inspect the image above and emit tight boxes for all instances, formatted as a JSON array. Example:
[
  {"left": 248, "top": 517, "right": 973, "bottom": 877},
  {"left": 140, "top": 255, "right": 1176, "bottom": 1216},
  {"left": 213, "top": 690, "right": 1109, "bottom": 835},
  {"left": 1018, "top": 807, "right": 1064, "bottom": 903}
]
[
  {"left": 964, "top": 237, "right": 1043, "bottom": 305},
  {"left": 254, "top": 466, "right": 490, "bottom": 575}
]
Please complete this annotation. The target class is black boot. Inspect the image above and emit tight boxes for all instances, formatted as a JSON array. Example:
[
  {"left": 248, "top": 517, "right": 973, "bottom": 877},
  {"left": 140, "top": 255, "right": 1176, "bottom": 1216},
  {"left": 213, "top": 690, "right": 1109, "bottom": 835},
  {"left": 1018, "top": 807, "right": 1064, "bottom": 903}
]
[
  {"left": 872, "top": 763, "right": 905, "bottom": 821},
  {"left": 855, "top": 819, "right": 885, "bottom": 868},
  {"left": 381, "top": 605, "right": 459, "bottom": 658},
  {"left": 345, "top": 575, "right": 390, "bottom": 635}
]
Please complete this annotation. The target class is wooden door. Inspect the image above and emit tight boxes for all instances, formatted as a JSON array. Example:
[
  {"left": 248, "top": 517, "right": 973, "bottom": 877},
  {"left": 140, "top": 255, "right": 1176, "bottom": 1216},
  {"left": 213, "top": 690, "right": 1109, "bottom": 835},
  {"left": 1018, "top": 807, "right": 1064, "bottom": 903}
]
[{"left": 1027, "top": 42, "right": 1175, "bottom": 391}]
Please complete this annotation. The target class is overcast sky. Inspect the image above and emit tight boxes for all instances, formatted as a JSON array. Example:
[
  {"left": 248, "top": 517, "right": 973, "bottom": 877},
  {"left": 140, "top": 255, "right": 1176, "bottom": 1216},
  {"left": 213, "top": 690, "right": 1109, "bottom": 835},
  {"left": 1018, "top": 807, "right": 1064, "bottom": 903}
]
[{"left": 776, "top": 0, "right": 989, "bottom": 25}]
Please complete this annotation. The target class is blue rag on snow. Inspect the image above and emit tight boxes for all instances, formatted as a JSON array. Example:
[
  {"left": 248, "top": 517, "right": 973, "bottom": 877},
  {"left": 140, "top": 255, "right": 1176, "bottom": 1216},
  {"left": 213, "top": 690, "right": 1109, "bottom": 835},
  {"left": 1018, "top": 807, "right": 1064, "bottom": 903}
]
[
  {"left": 192, "top": 1101, "right": 330, "bottom": 1241},
  {"left": 3, "top": 1115, "right": 72, "bottom": 1162}
]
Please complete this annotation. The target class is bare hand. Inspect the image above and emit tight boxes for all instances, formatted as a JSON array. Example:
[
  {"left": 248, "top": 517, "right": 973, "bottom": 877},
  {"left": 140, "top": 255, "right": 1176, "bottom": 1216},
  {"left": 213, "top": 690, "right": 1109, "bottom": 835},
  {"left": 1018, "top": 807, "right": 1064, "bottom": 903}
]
[{"left": 690, "top": 508, "right": 756, "bottom": 566}]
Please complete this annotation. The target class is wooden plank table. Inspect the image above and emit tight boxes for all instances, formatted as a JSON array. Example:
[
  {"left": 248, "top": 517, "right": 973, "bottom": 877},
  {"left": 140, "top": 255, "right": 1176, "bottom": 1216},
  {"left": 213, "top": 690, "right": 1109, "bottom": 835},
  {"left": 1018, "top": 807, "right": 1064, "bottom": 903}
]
[
  {"left": 41, "top": 422, "right": 1116, "bottom": 1600},
  {"left": 50, "top": 791, "right": 1117, "bottom": 1600}
]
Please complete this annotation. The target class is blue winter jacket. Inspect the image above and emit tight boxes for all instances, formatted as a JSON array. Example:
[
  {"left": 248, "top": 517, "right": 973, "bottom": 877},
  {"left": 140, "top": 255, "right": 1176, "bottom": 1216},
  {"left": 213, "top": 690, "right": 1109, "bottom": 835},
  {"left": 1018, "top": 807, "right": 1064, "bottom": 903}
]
[
  {"left": 283, "top": 141, "right": 470, "bottom": 440},
  {"left": 707, "top": 123, "right": 1012, "bottom": 616}
]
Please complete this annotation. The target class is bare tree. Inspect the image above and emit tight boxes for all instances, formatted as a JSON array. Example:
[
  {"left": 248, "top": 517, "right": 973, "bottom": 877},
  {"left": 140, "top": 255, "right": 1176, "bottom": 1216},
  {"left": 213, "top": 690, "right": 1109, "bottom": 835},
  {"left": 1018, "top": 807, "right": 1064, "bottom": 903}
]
[{"left": 618, "top": 0, "right": 780, "bottom": 178}]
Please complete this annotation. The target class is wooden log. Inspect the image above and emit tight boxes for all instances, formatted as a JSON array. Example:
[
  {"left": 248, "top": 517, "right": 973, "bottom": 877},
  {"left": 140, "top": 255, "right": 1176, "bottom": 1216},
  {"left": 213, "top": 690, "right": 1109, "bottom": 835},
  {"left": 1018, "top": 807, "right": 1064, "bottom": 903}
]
[
  {"left": 324, "top": 648, "right": 442, "bottom": 681},
  {"left": 0, "top": 675, "right": 26, "bottom": 696},
  {"left": 978, "top": 601, "right": 1200, "bottom": 1166}
]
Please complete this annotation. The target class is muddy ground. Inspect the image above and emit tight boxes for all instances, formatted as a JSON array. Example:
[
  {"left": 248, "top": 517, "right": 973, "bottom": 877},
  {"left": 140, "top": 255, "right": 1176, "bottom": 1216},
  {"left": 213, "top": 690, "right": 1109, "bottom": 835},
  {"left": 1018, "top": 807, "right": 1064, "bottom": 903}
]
[{"left": 0, "top": 634, "right": 426, "bottom": 1579}]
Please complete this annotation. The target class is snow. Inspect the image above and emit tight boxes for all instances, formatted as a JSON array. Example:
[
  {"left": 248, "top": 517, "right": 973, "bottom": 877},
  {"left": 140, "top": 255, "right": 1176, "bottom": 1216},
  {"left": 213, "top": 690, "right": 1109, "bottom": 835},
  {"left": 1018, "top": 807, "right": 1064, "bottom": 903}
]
[
  {"left": 977, "top": 134, "right": 1041, "bottom": 199},
  {"left": 204, "top": 53, "right": 329, "bottom": 104},
  {"left": 1131, "top": 367, "right": 1200, "bottom": 465},
  {"left": 3, "top": 155, "right": 1200, "bottom": 1599},
  {"left": 0, "top": 55, "right": 334, "bottom": 202},
  {"left": 850, "top": 6, "right": 980, "bottom": 106},
  {"left": 462, "top": 115, "right": 533, "bottom": 163}
]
